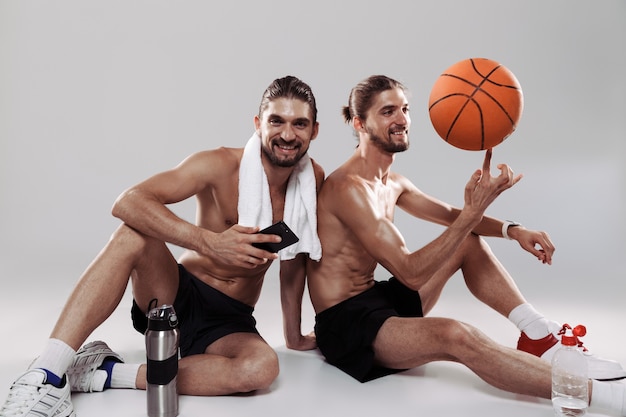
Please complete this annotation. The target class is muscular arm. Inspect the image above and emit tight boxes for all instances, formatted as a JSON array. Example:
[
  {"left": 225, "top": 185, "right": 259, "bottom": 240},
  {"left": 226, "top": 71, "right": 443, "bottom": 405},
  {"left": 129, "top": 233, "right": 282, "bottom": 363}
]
[
  {"left": 111, "top": 149, "right": 278, "bottom": 268},
  {"left": 334, "top": 179, "right": 475, "bottom": 290},
  {"left": 396, "top": 177, "right": 515, "bottom": 238},
  {"left": 280, "top": 254, "right": 316, "bottom": 350},
  {"left": 335, "top": 150, "right": 520, "bottom": 290},
  {"left": 279, "top": 159, "right": 324, "bottom": 350},
  {"left": 112, "top": 151, "right": 215, "bottom": 251},
  {"left": 397, "top": 159, "right": 554, "bottom": 264}
]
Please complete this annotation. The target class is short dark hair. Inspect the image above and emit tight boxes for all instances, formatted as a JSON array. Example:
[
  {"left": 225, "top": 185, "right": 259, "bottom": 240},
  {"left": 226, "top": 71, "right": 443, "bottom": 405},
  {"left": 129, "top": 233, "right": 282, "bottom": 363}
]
[{"left": 259, "top": 76, "right": 318, "bottom": 124}]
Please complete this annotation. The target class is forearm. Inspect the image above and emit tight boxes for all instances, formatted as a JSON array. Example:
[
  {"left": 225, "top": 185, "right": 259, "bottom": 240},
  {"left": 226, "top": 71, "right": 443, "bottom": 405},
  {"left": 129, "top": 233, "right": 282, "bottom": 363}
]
[
  {"left": 279, "top": 257, "right": 309, "bottom": 349},
  {"left": 442, "top": 206, "right": 512, "bottom": 238},
  {"left": 473, "top": 214, "right": 517, "bottom": 238},
  {"left": 111, "top": 188, "right": 207, "bottom": 252},
  {"left": 281, "top": 293, "right": 304, "bottom": 348},
  {"left": 399, "top": 209, "right": 480, "bottom": 289}
]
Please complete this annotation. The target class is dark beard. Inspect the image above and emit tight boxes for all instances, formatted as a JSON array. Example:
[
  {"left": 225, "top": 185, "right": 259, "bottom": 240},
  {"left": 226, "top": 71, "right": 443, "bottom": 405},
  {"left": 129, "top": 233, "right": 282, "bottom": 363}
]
[
  {"left": 261, "top": 142, "right": 307, "bottom": 167},
  {"left": 368, "top": 130, "right": 409, "bottom": 153}
]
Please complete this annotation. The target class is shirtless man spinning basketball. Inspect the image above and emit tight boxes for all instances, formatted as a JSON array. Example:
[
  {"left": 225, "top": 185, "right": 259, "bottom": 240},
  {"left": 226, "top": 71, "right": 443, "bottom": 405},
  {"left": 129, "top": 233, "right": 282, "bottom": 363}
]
[{"left": 307, "top": 74, "right": 626, "bottom": 415}]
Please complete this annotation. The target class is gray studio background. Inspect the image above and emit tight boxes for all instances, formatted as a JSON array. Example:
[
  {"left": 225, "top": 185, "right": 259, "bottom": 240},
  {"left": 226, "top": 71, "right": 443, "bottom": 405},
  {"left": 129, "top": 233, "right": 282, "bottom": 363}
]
[{"left": 1, "top": 0, "right": 624, "bottom": 313}]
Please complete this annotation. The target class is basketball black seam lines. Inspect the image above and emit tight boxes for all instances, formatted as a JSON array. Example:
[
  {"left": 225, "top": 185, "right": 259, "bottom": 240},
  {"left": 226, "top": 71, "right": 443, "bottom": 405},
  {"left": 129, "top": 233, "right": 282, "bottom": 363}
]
[{"left": 429, "top": 61, "right": 520, "bottom": 149}]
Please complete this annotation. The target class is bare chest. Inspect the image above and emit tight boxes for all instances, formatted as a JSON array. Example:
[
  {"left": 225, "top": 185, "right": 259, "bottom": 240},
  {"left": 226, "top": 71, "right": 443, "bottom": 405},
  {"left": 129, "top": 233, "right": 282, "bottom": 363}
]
[
  {"left": 370, "top": 181, "right": 401, "bottom": 220},
  {"left": 195, "top": 180, "right": 288, "bottom": 230}
]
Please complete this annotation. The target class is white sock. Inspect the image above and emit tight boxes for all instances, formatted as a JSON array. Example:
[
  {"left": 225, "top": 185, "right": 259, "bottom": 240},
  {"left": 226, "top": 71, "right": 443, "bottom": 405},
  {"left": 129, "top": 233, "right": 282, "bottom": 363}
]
[
  {"left": 83, "top": 363, "right": 140, "bottom": 391},
  {"left": 90, "top": 370, "right": 108, "bottom": 391},
  {"left": 30, "top": 338, "right": 76, "bottom": 378},
  {"left": 110, "top": 363, "right": 140, "bottom": 389},
  {"left": 508, "top": 303, "right": 552, "bottom": 339},
  {"left": 590, "top": 380, "right": 625, "bottom": 415}
]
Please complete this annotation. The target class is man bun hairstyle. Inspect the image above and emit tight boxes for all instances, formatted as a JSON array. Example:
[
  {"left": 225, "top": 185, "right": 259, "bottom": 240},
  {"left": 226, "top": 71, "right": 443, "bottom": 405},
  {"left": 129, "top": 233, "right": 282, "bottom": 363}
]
[{"left": 342, "top": 75, "right": 407, "bottom": 124}]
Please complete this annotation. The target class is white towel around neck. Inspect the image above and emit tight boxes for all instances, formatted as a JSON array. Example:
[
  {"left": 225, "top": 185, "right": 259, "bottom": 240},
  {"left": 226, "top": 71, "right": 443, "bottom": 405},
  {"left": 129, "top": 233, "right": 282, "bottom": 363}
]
[{"left": 237, "top": 132, "right": 321, "bottom": 261}]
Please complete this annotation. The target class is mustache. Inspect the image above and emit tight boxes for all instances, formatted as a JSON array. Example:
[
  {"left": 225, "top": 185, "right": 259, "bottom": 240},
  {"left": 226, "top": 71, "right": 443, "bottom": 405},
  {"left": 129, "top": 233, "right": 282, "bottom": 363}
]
[
  {"left": 389, "top": 124, "right": 408, "bottom": 133},
  {"left": 272, "top": 138, "right": 301, "bottom": 148}
]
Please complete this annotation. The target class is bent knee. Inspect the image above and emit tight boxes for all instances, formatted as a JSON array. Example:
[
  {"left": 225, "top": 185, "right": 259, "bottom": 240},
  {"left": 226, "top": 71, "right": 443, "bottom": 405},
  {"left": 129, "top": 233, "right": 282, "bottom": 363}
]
[
  {"left": 235, "top": 350, "right": 280, "bottom": 392},
  {"left": 459, "top": 233, "right": 497, "bottom": 265},
  {"left": 439, "top": 320, "right": 482, "bottom": 352},
  {"left": 108, "top": 224, "right": 151, "bottom": 256},
  {"left": 461, "top": 232, "right": 489, "bottom": 252}
]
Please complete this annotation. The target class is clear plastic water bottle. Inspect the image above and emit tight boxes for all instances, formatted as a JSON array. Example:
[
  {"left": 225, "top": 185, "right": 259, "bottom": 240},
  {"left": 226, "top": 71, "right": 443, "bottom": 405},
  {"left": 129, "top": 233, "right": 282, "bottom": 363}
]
[
  {"left": 146, "top": 304, "right": 180, "bottom": 417},
  {"left": 551, "top": 324, "right": 589, "bottom": 417}
]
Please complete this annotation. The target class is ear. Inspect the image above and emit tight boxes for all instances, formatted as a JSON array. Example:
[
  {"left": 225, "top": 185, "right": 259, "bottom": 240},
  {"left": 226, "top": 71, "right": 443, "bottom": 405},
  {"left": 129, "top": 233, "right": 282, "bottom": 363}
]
[
  {"left": 353, "top": 116, "right": 365, "bottom": 133},
  {"left": 310, "top": 122, "right": 320, "bottom": 141},
  {"left": 253, "top": 115, "right": 261, "bottom": 136}
]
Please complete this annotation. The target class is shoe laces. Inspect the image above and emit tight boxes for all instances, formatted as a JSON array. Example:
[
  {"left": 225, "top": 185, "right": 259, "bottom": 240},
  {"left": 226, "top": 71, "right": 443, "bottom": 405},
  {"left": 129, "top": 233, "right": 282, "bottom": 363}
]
[{"left": 0, "top": 378, "right": 43, "bottom": 416}]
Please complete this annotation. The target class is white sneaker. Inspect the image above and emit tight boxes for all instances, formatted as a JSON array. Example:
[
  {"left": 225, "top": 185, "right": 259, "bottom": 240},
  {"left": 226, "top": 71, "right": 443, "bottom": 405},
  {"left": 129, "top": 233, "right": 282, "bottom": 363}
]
[
  {"left": 542, "top": 338, "right": 626, "bottom": 381},
  {"left": 518, "top": 325, "right": 626, "bottom": 381},
  {"left": 67, "top": 341, "right": 124, "bottom": 393},
  {"left": 0, "top": 369, "right": 75, "bottom": 417}
]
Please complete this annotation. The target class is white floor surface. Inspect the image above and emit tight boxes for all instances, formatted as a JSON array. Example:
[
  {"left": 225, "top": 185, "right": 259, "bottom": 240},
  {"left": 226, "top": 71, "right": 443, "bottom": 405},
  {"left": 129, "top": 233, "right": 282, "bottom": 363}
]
[{"left": 1, "top": 262, "right": 624, "bottom": 417}]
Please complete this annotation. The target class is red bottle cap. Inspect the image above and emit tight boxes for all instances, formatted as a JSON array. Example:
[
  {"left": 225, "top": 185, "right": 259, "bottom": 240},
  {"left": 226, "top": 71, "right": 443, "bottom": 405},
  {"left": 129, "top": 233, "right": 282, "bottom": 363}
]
[{"left": 558, "top": 323, "right": 586, "bottom": 346}]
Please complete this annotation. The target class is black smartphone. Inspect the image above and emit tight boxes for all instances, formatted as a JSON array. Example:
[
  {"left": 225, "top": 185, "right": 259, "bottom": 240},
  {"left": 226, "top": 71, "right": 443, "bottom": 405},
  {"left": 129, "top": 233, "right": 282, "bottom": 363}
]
[{"left": 252, "top": 221, "right": 299, "bottom": 253}]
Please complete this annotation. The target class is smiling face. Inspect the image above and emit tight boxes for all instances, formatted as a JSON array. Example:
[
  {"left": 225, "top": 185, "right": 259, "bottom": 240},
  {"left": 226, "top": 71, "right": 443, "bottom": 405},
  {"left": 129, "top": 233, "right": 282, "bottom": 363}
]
[
  {"left": 358, "top": 87, "right": 411, "bottom": 153},
  {"left": 255, "top": 97, "right": 319, "bottom": 168}
]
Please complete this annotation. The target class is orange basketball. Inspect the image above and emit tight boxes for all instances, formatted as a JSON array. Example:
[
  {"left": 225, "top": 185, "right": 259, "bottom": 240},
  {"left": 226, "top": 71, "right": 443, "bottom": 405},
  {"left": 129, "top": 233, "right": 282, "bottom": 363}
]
[{"left": 428, "top": 58, "right": 523, "bottom": 151}]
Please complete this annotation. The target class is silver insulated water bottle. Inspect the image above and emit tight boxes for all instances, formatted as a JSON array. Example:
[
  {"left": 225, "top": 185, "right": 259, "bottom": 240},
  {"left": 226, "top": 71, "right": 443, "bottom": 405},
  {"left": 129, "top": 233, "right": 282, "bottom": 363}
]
[{"left": 146, "top": 304, "right": 179, "bottom": 417}]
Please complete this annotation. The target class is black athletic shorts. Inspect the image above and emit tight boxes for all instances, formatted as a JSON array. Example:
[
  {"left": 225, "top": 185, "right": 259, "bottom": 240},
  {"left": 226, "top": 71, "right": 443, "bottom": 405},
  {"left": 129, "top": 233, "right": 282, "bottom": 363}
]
[
  {"left": 131, "top": 264, "right": 260, "bottom": 357},
  {"left": 314, "top": 277, "right": 423, "bottom": 383}
]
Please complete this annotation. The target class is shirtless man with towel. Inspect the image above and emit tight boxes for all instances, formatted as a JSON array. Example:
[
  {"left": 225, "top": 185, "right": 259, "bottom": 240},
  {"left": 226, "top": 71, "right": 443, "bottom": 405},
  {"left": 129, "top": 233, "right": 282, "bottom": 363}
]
[{"left": 1, "top": 76, "right": 323, "bottom": 417}]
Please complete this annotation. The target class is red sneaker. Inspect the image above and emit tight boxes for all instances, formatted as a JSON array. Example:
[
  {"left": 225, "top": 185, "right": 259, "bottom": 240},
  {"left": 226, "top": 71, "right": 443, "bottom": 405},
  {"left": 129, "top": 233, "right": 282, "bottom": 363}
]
[{"left": 517, "top": 332, "right": 559, "bottom": 357}]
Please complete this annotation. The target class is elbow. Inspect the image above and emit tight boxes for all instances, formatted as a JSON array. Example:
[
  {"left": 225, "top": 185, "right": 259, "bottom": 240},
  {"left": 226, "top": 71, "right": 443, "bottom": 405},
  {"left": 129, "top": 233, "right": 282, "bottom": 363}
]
[
  {"left": 393, "top": 263, "right": 424, "bottom": 292},
  {"left": 398, "top": 276, "right": 421, "bottom": 292},
  {"left": 111, "top": 188, "right": 134, "bottom": 219}
]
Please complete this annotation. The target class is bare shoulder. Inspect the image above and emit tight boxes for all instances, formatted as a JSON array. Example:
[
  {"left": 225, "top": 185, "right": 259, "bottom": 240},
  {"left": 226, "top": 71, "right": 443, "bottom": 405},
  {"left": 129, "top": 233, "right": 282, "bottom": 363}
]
[
  {"left": 388, "top": 170, "right": 410, "bottom": 185},
  {"left": 179, "top": 147, "right": 243, "bottom": 175},
  {"left": 157, "top": 147, "right": 243, "bottom": 195},
  {"left": 185, "top": 147, "right": 242, "bottom": 165},
  {"left": 389, "top": 170, "right": 421, "bottom": 194},
  {"left": 319, "top": 167, "right": 370, "bottom": 209}
]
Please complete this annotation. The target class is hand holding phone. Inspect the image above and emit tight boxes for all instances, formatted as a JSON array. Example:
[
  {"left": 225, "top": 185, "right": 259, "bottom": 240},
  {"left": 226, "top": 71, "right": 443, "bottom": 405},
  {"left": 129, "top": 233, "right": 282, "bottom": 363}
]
[{"left": 252, "top": 221, "right": 299, "bottom": 253}]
